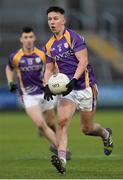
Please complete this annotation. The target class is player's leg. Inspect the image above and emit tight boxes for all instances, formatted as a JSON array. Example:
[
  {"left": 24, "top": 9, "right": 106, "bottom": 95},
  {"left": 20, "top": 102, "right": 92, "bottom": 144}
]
[
  {"left": 81, "top": 107, "right": 108, "bottom": 137},
  {"left": 80, "top": 109, "right": 113, "bottom": 155},
  {"left": 37, "top": 96, "right": 58, "bottom": 155},
  {"left": 51, "top": 98, "right": 76, "bottom": 173},
  {"left": 43, "top": 108, "right": 58, "bottom": 157},
  {"left": 25, "top": 105, "right": 57, "bottom": 146},
  {"left": 80, "top": 85, "right": 113, "bottom": 155},
  {"left": 38, "top": 95, "right": 57, "bottom": 137},
  {"left": 38, "top": 108, "right": 56, "bottom": 136},
  {"left": 44, "top": 109, "right": 56, "bottom": 133},
  {"left": 57, "top": 99, "right": 76, "bottom": 151},
  {"left": 43, "top": 107, "right": 72, "bottom": 161}
]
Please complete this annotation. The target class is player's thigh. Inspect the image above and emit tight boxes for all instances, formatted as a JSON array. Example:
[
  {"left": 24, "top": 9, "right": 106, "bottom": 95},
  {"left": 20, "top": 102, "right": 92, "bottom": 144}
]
[
  {"left": 80, "top": 107, "right": 96, "bottom": 129},
  {"left": 57, "top": 98, "right": 76, "bottom": 127},
  {"left": 80, "top": 85, "right": 98, "bottom": 129},
  {"left": 25, "top": 105, "right": 45, "bottom": 127}
]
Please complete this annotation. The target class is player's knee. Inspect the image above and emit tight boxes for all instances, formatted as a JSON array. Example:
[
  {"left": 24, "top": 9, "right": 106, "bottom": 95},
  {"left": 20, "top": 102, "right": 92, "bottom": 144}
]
[
  {"left": 82, "top": 126, "right": 93, "bottom": 135},
  {"left": 47, "top": 116, "right": 54, "bottom": 127},
  {"left": 36, "top": 119, "right": 46, "bottom": 129},
  {"left": 46, "top": 115, "right": 54, "bottom": 126},
  {"left": 58, "top": 117, "right": 68, "bottom": 127}
]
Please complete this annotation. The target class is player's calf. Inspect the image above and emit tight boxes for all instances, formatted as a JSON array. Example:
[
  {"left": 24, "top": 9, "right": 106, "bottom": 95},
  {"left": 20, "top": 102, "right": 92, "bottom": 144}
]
[{"left": 82, "top": 126, "right": 93, "bottom": 135}]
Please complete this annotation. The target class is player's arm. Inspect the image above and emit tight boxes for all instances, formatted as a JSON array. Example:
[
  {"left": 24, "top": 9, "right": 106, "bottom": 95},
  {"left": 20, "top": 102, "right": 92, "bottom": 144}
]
[
  {"left": 44, "top": 60, "right": 56, "bottom": 101},
  {"left": 73, "top": 48, "right": 88, "bottom": 80},
  {"left": 44, "top": 62, "right": 55, "bottom": 85},
  {"left": 54, "top": 62, "right": 59, "bottom": 74},
  {"left": 5, "top": 65, "right": 17, "bottom": 92},
  {"left": 5, "top": 65, "right": 14, "bottom": 82},
  {"left": 63, "top": 33, "right": 88, "bottom": 96}
]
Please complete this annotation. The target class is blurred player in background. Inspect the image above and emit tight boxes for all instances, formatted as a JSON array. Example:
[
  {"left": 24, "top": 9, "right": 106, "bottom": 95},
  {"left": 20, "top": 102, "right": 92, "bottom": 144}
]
[
  {"left": 5, "top": 26, "right": 58, "bottom": 153},
  {"left": 44, "top": 6, "right": 113, "bottom": 174}
]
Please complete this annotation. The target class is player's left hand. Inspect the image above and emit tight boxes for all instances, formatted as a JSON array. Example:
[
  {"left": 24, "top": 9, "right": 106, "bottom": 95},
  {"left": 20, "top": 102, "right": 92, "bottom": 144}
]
[
  {"left": 8, "top": 81, "right": 18, "bottom": 92},
  {"left": 44, "top": 85, "right": 55, "bottom": 101},
  {"left": 62, "top": 78, "right": 77, "bottom": 96}
]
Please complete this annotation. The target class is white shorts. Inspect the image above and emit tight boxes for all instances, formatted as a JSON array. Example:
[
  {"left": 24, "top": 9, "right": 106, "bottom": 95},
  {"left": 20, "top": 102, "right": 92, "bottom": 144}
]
[
  {"left": 22, "top": 94, "right": 57, "bottom": 112},
  {"left": 59, "top": 85, "right": 98, "bottom": 111}
]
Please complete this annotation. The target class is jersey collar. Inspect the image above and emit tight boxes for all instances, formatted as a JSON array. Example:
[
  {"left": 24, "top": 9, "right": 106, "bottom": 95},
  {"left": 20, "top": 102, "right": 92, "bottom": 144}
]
[
  {"left": 53, "top": 27, "right": 67, "bottom": 41},
  {"left": 22, "top": 47, "right": 36, "bottom": 56}
]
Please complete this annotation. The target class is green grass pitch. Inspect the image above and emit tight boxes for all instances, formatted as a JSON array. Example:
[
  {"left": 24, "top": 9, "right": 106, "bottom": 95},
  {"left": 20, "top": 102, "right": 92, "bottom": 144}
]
[{"left": 0, "top": 110, "right": 123, "bottom": 179}]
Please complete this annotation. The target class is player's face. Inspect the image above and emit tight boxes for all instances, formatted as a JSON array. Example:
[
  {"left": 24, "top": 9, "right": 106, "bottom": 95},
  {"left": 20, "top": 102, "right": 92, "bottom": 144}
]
[
  {"left": 48, "top": 12, "right": 65, "bottom": 34},
  {"left": 20, "top": 32, "right": 36, "bottom": 49}
]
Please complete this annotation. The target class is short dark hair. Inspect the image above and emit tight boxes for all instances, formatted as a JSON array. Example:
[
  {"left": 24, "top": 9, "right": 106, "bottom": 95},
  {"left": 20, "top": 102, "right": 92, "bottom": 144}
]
[
  {"left": 21, "top": 26, "right": 34, "bottom": 34},
  {"left": 47, "top": 6, "right": 65, "bottom": 15}
]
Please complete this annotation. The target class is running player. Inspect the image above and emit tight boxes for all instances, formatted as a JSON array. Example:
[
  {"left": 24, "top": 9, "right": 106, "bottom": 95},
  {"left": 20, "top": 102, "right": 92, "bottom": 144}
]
[
  {"left": 5, "top": 26, "right": 57, "bottom": 151},
  {"left": 44, "top": 6, "right": 113, "bottom": 174}
]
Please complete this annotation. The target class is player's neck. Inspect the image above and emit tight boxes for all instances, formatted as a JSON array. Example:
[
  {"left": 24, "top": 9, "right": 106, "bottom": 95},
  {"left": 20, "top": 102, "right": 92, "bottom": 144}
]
[
  {"left": 54, "top": 26, "right": 65, "bottom": 40},
  {"left": 22, "top": 47, "right": 34, "bottom": 55}
]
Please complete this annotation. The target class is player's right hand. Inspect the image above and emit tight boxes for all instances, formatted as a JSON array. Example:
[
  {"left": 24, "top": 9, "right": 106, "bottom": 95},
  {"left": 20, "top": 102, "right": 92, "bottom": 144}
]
[
  {"left": 62, "top": 78, "right": 77, "bottom": 96},
  {"left": 8, "top": 81, "right": 18, "bottom": 92},
  {"left": 44, "top": 85, "right": 54, "bottom": 101}
]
